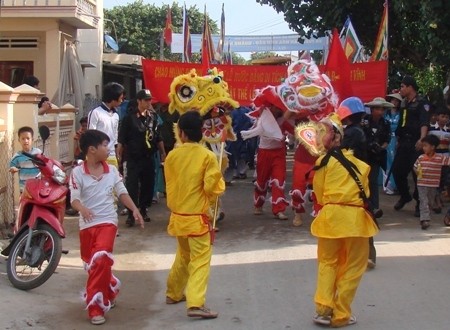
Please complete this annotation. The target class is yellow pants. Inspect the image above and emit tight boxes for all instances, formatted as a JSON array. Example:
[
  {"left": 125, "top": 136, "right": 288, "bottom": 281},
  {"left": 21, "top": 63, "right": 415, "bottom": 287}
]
[
  {"left": 315, "top": 237, "right": 368, "bottom": 327},
  {"left": 166, "top": 233, "right": 212, "bottom": 308}
]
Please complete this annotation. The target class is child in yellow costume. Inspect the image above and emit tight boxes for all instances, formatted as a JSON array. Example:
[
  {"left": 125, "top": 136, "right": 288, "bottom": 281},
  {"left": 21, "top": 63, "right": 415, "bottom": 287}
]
[
  {"left": 300, "top": 115, "right": 379, "bottom": 327},
  {"left": 164, "top": 111, "right": 225, "bottom": 319},
  {"left": 168, "top": 68, "right": 238, "bottom": 222}
]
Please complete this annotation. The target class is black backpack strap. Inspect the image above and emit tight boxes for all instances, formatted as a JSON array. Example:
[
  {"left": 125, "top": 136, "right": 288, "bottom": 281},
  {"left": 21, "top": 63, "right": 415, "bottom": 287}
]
[
  {"left": 329, "top": 148, "right": 379, "bottom": 228},
  {"left": 329, "top": 149, "right": 366, "bottom": 200},
  {"left": 305, "top": 149, "right": 333, "bottom": 181}
]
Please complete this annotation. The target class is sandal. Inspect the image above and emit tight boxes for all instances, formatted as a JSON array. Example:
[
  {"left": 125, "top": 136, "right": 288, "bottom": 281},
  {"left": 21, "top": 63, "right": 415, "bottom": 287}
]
[{"left": 444, "top": 213, "right": 450, "bottom": 226}]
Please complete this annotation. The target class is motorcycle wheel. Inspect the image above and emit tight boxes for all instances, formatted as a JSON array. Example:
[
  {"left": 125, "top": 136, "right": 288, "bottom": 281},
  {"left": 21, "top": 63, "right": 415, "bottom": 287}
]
[{"left": 6, "top": 223, "right": 62, "bottom": 290}]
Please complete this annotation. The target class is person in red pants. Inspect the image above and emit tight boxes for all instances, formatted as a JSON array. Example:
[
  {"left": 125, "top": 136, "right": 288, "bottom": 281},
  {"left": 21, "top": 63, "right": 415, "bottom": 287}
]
[
  {"left": 241, "top": 105, "right": 291, "bottom": 220},
  {"left": 70, "top": 130, "right": 144, "bottom": 325}
]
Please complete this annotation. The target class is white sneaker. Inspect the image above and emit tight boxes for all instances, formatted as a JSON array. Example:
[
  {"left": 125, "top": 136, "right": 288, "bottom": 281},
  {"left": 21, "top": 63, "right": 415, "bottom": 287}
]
[
  {"left": 292, "top": 213, "right": 303, "bottom": 227},
  {"left": 367, "top": 259, "right": 376, "bottom": 269},
  {"left": 275, "top": 212, "right": 288, "bottom": 220},
  {"left": 91, "top": 315, "right": 106, "bottom": 325}
]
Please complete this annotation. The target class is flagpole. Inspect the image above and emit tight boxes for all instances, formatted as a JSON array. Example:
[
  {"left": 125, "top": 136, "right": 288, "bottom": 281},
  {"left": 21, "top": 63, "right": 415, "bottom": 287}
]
[
  {"left": 386, "top": 0, "right": 389, "bottom": 61},
  {"left": 160, "top": 32, "right": 164, "bottom": 60},
  {"left": 182, "top": 3, "right": 186, "bottom": 63}
]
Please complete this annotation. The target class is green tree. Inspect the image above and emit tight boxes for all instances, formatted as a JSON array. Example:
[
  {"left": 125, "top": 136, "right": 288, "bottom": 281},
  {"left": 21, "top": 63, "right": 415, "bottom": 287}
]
[
  {"left": 250, "top": 51, "right": 277, "bottom": 61},
  {"left": 256, "top": 0, "right": 450, "bottom": 102},
  {"left": 104, "top": 1, "right": 218, "bottom": 61}
]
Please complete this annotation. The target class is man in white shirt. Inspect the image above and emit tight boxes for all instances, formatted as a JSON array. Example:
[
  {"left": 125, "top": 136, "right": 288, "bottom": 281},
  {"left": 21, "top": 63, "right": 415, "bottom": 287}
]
[{"left": 88, "top": 82, "right": 125, "bottom": 168}]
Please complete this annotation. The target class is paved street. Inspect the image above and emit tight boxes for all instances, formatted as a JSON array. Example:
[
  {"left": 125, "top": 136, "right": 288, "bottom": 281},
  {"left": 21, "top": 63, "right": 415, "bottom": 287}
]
[{"left": 2, "top": 154, "right": 450, "bottom": 329}]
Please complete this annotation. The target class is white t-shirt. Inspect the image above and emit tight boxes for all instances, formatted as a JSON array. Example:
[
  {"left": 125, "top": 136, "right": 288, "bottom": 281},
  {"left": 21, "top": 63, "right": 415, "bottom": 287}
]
[
  {"left": 88, "top": 103, "right": 119, "bottom": 156},
  {"left": 70, "top": 161, "right": 128, "bottom": 230}
]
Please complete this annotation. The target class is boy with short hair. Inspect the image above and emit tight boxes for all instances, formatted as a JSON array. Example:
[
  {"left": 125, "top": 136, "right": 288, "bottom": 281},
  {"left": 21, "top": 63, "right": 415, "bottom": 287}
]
[
  {"left": 69, "top": 129, "right": 144, "bottom": 325},
  {"left": 427, "top": 106, "right": 450, "bottom": 212},
  {"left": 88, "top": 82, "right": 125, "bottom": 168},
  {"left": 74, "top": 116, "right": 88, "bottom": 159},
  {"left": 414, "top": 134, "right": 450, "bottom": 230},
  {"left": 9, "top": 126, "right": 42, "bottom": 192},
  {"left": 165, "top": 111, "right": 225, "bottom": 319}
]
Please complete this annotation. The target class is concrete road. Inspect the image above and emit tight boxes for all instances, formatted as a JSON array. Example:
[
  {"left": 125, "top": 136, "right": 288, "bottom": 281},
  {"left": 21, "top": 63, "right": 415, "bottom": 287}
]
[{"left": 1, "top": 156, "right": 450, "bottom": 329}]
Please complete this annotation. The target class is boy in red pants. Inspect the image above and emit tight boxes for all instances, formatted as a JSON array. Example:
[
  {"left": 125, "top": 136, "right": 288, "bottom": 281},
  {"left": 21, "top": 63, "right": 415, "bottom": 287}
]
[{"left": 70, "top": 129, "right": 144, "bottom": 325}]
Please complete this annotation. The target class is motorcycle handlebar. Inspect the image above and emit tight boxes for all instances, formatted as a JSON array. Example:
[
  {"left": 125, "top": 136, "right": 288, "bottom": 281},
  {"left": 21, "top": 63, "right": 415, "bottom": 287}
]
[{"left": 22, "top": 151, "right": 46, "bottom": 167}]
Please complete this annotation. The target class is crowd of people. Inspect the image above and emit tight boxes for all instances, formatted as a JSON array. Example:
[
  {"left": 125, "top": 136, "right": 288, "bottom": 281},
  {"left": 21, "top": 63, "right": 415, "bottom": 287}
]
[{"left": 10, "top": 73, "right": 450, "bottom": 326}]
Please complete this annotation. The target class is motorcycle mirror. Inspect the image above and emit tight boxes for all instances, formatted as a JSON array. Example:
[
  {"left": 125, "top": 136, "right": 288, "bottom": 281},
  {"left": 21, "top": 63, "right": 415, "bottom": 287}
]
[
  {"left": 38, "top": 125, "right": 50, "bottom": 154},
  {"left": 39, "top": 125, "right": 50, "bottom": 141}
]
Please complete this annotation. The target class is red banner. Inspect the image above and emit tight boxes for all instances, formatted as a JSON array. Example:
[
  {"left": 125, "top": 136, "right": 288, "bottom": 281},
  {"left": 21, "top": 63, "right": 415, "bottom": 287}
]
[{"left": 142, "top": 59, "right": 388, "bottom": 106}]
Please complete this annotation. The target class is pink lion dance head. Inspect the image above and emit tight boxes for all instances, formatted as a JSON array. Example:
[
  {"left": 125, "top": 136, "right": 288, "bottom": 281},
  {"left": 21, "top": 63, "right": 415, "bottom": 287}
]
[{"left": 253, "top": 57, "right": 338, "bottom": 122}]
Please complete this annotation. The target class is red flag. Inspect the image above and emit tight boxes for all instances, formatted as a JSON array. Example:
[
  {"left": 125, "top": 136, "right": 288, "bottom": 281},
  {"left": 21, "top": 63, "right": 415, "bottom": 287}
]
[
  {"left": 325, "top": 29, "right": 353, "bottom": 100},
  {"left": 183, "top": 5, "right": 192, "bottom": 62},
  {"left": 201, "top": 6, "right": 216, "bottom": 71},
  {"left": 163, "top": 6, "right": 172, "bottom": 46}
]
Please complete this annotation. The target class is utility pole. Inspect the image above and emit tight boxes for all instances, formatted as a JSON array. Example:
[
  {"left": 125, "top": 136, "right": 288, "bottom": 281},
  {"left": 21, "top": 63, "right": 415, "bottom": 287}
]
[{"left": 160, "top": 32, "right": 164, "bottom": 60}]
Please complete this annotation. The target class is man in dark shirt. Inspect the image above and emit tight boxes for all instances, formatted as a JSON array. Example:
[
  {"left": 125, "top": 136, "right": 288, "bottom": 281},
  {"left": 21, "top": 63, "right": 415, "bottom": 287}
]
[
  {"left": 117, "top": 89, "right": 166, "bottom": 226},
  {"left": 392, "top": 76, "right": 430, "bottom": 211}
]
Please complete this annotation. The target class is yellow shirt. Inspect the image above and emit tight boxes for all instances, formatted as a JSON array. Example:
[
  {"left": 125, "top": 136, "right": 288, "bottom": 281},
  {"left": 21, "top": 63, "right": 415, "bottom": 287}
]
[
  {"left": 311, "top": 150, "right": 379, "bottom": 238},
  {"left": 165, "top": 142, "right": 225, "bottom": 236}
]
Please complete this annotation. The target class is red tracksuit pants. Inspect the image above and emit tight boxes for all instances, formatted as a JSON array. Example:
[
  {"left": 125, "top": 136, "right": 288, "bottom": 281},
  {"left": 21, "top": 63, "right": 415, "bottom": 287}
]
[
  {"left": 254, "top": 147, "right": 289, "bottom": 215},
  {"left": 80, "top": 223, "right": 119, "bottom": 318},
  {"left": 290, "top": 144, "right": 320, "bottom": 214}
]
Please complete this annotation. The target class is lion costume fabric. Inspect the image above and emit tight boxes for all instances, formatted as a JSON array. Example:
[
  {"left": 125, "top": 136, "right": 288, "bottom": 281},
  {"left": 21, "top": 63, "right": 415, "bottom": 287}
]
[{"left": 246, "top": 56, "right": 338, "bottom": 225}]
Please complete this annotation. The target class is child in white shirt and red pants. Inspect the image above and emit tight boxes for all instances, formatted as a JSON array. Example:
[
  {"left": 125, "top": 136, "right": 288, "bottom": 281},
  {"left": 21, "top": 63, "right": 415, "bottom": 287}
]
[{"left": 70, "top": 129, "right": 144, "bottom": 325}]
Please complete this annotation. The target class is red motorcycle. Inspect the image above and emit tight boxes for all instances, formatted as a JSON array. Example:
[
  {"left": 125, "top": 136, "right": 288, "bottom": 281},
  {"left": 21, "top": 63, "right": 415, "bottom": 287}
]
[{"left": 1, "top": 126, "right": 68, "bottom": 290}]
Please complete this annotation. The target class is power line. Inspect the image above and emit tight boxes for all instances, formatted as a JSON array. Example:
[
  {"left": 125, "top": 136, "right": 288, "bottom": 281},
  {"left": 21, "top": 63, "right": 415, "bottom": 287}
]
[
  {"left": 232, "top": 18, "right": 285, "bottom": 35},
  {"left": 244, "top": 21, "right": 287, "bottom": 35}
]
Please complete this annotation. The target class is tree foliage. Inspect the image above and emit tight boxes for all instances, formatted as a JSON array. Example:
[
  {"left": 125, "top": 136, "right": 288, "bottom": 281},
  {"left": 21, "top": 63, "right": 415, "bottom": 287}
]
[
  {"left": 104, "top": 1, "right": 218, "bottom": 61},
  {"left": 256, "top": 0, "right": 450, "bottom": 100}
]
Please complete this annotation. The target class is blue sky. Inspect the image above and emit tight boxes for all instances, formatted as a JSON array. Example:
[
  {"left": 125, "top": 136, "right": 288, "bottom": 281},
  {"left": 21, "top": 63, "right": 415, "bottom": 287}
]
[{"left": 103, "top": 0, "right": 294, "bottom": 36}]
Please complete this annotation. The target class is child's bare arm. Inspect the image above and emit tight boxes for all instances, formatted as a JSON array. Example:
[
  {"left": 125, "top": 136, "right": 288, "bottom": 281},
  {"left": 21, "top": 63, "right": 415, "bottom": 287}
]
[
  {"left": 71, "top": 199, "right": 94, "bottom": 222},
  {"left": 119, "top": 193, "right": 144, "bottom": 228},
  {"left": 9, "top": 167, "right": 19, "bottom": 173}
]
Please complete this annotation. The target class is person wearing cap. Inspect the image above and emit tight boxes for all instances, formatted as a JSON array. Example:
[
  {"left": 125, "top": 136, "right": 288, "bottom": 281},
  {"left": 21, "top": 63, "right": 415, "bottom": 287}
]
[
  {"left": 117, "top": 89, "right": 166, "bottom": 226},
  {"left": 384, "top": 92, "right": 403, "bottom": 194},
  {"left": 392, "top": 75, "right": 430, "bottom": 213},
  {"left": 363, "top": 97, "right": 392, "bottom": 219},
  {"left": 88, "top": 82, "right": 125, "bottom": 168}
]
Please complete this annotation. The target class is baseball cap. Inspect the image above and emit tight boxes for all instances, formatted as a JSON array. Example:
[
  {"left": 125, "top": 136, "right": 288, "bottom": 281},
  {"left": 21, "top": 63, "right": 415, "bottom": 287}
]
[{"left": 136, "top": 89, "right": 152, "bottom": 100}]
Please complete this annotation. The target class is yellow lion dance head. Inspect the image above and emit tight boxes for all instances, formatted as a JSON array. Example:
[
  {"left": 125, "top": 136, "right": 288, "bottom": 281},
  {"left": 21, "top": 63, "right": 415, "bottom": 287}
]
[{"left": 168, "top": 68, "right": 239, "bottom": 144}]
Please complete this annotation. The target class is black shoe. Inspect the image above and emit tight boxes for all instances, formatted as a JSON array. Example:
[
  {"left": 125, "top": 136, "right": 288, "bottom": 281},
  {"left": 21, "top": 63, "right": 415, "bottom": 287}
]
[
  {"left": 216, "top": 211, "right": 225, "bottom": 222},
  {"left": 394, "top": 196, "right": 412, "bottom": 211},
  {"left": 373, "top": 208, "right": 383, "bottom": 218},
  {"left": 126, "top": 215, "right": 135, "bottom": 227},
  {"left": 420, "top": 220, "right": 430, "bottom": 230},
  {"left": 140, "top": 209, "right": 151, "bottom": 222}
]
